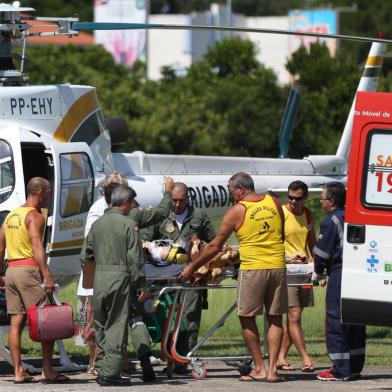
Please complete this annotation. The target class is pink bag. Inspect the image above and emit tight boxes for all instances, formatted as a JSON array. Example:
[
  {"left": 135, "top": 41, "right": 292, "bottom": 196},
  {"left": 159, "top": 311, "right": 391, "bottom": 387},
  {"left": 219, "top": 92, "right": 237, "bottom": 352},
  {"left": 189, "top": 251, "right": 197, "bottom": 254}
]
[{"left": 27, "top": 294, "right": 75, "bottom": 342}]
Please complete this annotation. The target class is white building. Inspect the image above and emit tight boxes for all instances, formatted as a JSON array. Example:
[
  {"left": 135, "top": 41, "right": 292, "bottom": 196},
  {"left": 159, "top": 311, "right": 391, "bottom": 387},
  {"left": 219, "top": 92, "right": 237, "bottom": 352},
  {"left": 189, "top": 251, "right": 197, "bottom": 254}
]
[{"left": 147, "top": 13, "right": 291, "bottom": 84}]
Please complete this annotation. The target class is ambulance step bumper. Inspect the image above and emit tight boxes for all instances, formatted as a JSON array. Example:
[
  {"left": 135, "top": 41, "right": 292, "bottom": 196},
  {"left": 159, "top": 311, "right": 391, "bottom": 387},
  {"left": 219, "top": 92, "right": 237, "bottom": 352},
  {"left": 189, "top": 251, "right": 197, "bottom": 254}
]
[{"left": 342, "top": 298, "right": 392, "bottom": 327}]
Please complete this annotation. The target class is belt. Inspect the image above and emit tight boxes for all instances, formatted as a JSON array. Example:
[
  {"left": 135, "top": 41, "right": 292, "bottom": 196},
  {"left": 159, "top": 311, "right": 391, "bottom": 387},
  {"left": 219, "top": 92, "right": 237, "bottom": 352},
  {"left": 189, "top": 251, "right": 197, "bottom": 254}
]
[{"left": 8, "top": 258, "right": 39, "bottom": 268}]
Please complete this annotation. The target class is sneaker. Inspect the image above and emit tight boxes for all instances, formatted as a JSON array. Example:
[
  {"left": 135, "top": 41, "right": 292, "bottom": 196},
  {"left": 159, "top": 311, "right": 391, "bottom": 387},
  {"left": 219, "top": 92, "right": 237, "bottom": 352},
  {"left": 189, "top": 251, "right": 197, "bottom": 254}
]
[
  {"left": 316, "top": 370, "right": 349, "bottom": 381},
  {"left": 149, "top": 355, "right": 163, "bottom": 365}
]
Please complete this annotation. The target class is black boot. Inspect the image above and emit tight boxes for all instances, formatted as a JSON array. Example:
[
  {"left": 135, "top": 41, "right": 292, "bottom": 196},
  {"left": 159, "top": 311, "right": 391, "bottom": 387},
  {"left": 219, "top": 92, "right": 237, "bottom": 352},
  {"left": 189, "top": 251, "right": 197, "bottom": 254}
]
[
  {"left": 173, "top": 363, "right": 189, "bottom": 375},
  {"left": 140, "top": 354, "right": 156, "bottom": 382},
  {"left": 96, "top": 374, "right": 131, "bottom": 386}
]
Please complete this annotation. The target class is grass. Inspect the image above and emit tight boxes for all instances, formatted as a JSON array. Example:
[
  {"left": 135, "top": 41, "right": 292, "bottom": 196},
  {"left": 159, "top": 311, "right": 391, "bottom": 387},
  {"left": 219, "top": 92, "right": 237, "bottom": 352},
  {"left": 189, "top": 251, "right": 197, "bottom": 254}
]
[{"left": 17, "top": 281, "right": 392, "bottom": 366}]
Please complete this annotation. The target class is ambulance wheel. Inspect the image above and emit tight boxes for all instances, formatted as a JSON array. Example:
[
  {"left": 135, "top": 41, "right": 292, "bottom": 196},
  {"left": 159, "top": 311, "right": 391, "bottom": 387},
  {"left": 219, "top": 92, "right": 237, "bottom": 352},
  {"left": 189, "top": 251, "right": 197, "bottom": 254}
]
[{"left": 191, "top": 363, "right": 207, "bottom": 380}]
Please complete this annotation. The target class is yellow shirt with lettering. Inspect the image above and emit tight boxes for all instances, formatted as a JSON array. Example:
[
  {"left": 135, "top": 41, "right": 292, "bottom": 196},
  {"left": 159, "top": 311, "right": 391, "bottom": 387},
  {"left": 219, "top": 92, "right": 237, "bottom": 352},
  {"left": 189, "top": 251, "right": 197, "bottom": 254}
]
[
  {"left": 236, "top": 195, "right": 285, "bottom": 270},
  {"left": 4, "top": 207, "right": 35, "bottom": 260},
  {"left": 283, "top": 205, "right": 312, "bottom": 261}
]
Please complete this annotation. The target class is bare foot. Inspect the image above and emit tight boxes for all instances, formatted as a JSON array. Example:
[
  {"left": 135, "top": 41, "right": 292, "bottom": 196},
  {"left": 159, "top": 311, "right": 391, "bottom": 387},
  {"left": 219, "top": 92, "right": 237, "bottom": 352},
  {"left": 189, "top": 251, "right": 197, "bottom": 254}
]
[
  {"left": 14, "top": 371, "right": 38, "bottom": 384},
  {"left": 239, "top": 370, "right": 267, "bottom": 382},
  {"left": 239, "top": 374, "right": 266, "bottom": 382},
  {"left": 277, "top": 362, "right": 295, "bottom": 371},
  {"left": 41, "top": 369, "right": 60, "bottom": 381}
]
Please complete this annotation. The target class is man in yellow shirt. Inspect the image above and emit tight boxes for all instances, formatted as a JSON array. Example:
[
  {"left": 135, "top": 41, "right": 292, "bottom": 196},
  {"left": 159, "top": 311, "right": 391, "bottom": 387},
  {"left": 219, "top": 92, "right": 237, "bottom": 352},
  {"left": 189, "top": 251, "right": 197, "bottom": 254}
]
[
  {"left": 277, "top": 180, "right": 315, "bottom": 372},
  {"left": 0, "top": 177, "right": 68, "bottom": 384},
  {"left": 179, "top": 172, "right": 287, "bottom": 383}
]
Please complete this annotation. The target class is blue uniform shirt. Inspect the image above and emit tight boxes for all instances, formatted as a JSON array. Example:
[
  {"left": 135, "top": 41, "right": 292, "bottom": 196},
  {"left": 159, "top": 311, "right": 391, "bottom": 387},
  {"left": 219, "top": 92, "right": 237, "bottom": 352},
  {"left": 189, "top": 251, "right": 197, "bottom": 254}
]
[{"left": 314, "top": 208, "right": 344, "bottom": 275}]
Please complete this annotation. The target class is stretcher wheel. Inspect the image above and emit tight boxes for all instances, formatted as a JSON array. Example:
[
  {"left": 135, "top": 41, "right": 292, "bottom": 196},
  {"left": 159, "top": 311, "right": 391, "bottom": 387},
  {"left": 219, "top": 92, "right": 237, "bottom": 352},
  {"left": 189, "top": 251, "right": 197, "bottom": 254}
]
[
  {"left": 191, "top": 363, "right": 207, "bottom": 380},
  {"left": 239, "top": 365, "right": 252, "bottom": 376},
  {"left": 238, "top": 358, "right": 252, "bottom": 376}
]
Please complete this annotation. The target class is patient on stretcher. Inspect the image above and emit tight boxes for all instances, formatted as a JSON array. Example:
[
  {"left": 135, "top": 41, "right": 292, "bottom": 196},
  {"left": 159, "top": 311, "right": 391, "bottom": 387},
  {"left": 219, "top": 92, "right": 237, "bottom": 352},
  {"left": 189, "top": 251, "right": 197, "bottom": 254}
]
[
  {"left": 143, "top": 235, "right": 240, "bottom": 284},
  {"left": 143, "top": 235, "right": 313, "bottom": 285}
]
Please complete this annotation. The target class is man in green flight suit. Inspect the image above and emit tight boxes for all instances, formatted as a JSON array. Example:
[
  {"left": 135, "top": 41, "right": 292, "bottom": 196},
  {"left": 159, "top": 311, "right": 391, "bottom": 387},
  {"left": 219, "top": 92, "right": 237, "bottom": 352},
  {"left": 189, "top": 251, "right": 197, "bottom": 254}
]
[
  {"left": 82, "top": 184, "right": 172, "bottom": 387},
  {"left": 126, "top": 178, "right": 174, "bottom": 381},
  {"left": 82, "top": 176, "right": 174, "bottom": 384},
  {"left": 141, "top": 182, "right": 215, "bottom": 374}
]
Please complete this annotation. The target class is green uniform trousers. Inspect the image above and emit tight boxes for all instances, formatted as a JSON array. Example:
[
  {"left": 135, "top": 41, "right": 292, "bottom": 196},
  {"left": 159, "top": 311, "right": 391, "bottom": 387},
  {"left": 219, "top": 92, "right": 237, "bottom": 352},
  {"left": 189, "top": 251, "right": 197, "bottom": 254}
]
[
  {"left": 176, "top": 289, "right": 203, "bottom": 355},
  {"left": 93, "top": 273, "right": 130, "bottom": 378},
  {"left": 129, "top": 313, "right": 152, "bottom": 359}
]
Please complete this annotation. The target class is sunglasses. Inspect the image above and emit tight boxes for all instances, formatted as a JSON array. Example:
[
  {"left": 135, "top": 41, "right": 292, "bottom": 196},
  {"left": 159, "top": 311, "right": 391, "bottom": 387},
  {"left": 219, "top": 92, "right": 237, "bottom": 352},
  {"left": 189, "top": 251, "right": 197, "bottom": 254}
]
[{"left": 288, "top": 195, "right": 304, "bottom": 201}]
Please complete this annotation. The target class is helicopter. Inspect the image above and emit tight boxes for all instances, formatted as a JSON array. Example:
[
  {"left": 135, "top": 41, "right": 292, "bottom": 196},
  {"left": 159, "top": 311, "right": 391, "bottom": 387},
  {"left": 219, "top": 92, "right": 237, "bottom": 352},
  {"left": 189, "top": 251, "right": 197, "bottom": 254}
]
[{"left": 0, "top": 2, "right": 389, "bottom": 289}]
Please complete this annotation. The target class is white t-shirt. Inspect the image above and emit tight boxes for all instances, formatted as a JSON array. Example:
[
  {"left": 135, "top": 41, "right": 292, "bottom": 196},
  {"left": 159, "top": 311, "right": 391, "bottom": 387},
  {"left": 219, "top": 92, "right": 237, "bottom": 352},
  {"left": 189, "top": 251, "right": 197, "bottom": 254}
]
[
  {"left": 77, "top": 197, "right": 108, "bottom": 296},
  {"left": 175, "top": 207, "right": 188, "bottom": 231}
]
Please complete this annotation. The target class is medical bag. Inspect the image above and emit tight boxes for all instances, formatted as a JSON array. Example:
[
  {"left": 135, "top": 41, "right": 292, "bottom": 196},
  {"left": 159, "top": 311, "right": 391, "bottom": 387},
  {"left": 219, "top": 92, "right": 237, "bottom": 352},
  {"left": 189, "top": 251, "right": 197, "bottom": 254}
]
[{"left": 27, "top": 294, "right": 74, "bottom": 342}]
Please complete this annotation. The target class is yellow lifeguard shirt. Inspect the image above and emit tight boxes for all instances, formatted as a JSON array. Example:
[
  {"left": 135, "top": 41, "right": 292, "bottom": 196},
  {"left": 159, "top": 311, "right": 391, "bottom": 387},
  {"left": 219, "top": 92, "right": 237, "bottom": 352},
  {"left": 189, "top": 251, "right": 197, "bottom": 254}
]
[
  {"left": 236, "top": 194, "right": 285, "bottom": 270},
  {"left": 4, "top": 207, "right": 35, "bottom": 260},
  {"left": 283, "top": 205, "right": 312, "bottom": 261}
]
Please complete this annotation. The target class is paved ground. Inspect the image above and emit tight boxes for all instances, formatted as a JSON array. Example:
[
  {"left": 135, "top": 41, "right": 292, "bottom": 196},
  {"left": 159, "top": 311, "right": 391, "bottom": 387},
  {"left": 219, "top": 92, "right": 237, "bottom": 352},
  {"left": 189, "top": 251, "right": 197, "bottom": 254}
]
[{"left": 0, "top": 358, "right": 392, "bottom": 391}]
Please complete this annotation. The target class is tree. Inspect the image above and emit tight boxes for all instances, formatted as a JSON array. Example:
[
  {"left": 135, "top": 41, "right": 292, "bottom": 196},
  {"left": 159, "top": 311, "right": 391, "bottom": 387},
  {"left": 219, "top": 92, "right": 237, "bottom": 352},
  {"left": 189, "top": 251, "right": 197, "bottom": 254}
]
[
  {"left": 23, "top": 0, "right": 93, "bottom": 22},
  {"left": 286, "top": 43, "right": 361, "bottom": 157},
  {"left": 313, "top": 0, "right": 392, "bottom": 69},
  {"left": 124, "top": 37, "right": 286, "bottom": 157},
  {"left": 23, "top": 38, "right": 369, "bottom": 160}
]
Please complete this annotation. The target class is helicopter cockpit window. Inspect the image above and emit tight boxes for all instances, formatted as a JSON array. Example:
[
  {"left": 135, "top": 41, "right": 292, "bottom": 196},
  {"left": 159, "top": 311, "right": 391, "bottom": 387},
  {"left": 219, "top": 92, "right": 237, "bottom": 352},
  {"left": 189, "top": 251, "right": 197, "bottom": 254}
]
[
  {"left": 0, "top": 140, "right": 15, "bottom": 203},
  {"left": 60, "top": 153, "right": 94, "bottom": 217}
]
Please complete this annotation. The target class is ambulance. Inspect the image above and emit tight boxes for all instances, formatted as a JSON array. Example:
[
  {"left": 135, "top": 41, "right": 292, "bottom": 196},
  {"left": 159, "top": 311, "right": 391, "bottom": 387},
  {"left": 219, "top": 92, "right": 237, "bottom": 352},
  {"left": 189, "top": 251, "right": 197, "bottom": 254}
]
[{"left": 342, "top": 91, "right": 392, "bottom": 327}]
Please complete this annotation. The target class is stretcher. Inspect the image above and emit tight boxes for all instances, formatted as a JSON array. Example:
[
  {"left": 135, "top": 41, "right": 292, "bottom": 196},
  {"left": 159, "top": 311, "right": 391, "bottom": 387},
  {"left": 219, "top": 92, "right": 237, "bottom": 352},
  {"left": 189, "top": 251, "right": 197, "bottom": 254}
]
[{"left": 144, "top": 262, "right": 314, "bottom": 380}]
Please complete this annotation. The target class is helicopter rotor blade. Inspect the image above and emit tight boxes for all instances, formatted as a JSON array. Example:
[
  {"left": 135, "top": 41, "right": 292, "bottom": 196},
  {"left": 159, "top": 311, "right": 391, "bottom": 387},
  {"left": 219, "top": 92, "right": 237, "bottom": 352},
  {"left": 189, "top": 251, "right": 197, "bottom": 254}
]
[{"left": 71, "top": 22, "right": 392, "bottom": 44}]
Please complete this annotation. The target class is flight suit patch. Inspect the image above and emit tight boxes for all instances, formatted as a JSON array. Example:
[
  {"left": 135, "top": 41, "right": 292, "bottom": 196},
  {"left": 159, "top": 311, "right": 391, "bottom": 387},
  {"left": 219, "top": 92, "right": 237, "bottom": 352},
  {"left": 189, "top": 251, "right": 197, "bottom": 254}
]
[{"left": 166, "top": 223, "right": 175, "bottom": 233}]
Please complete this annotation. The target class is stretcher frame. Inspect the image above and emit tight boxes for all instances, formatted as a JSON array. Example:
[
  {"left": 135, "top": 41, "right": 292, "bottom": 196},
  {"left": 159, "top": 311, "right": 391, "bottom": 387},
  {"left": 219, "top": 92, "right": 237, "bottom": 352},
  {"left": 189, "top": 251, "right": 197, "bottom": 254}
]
[{"left": 146, "top": 266, "right": 313, "bottom": 380}]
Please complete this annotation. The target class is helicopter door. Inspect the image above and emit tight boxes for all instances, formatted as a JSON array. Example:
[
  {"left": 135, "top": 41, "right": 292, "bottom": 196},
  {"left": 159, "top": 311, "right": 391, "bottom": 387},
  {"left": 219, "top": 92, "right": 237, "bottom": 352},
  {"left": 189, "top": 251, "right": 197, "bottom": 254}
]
[
  {"left": 0, "top": 127, "right": 26, "bottom": 225},
  {"left": 46, "top": 142, "right": 96, "bottom": 285}
]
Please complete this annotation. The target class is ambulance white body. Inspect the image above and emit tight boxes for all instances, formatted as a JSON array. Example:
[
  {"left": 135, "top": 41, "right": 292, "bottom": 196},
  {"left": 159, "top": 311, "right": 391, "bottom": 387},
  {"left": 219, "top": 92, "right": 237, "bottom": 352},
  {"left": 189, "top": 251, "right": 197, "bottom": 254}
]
[{"left": 342, "top": 91, "right": 392, "bottom": 326}]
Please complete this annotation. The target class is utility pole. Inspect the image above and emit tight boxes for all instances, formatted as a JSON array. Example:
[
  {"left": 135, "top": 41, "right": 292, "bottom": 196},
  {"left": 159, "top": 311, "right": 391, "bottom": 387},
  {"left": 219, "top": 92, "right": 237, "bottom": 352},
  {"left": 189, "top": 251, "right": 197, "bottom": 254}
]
[
  {"left": 145, "top": 0, "right": 150, "bottom": 79},
  {"left": 226, "top": 0, "right": 232, "bottom": 25}
]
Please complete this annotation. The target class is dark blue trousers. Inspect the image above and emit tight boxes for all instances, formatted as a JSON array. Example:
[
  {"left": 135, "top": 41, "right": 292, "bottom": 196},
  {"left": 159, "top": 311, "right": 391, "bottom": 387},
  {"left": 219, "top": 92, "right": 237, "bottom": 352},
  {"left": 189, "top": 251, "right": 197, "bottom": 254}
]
[{"left": 326, "top": 267, "right": 366, "bottom": 378}]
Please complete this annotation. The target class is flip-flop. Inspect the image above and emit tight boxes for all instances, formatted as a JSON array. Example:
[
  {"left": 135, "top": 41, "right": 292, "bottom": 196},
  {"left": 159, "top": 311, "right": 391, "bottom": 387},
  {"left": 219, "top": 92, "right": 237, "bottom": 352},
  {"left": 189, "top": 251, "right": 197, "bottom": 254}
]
[
  {"left": 40, "top": 374, "right": 70, "bottom": 384},
  {"left": 302, "top": 364, "right": 315, "bottom": 373},
  {"left": 239, "top": 374, "right": 266, "bottom": 382},
  {"left": 266, "top": 376, "right": 286, "bottom": 383},
  {"left": 14, "top": 376, "right": 39, "bottom": 384},
  {"left": 277, "top": 363, "right": 295, "bottom": 371}
]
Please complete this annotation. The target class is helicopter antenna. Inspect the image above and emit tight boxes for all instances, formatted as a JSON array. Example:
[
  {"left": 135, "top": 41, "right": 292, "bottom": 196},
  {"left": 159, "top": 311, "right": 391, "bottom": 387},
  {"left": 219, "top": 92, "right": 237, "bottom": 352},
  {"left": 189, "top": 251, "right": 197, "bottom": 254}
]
[{"left": 20, "top": 31, "right": 27, "bottom": 74}]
